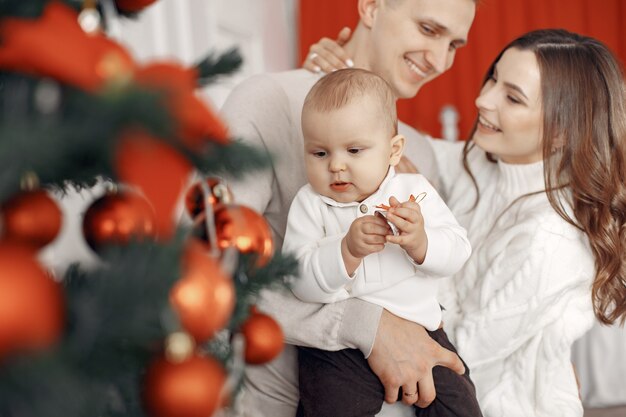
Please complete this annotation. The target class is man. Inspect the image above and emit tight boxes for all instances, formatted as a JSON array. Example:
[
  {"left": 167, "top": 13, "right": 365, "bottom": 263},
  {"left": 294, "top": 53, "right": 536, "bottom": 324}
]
[{"left": 220, "top": 1, "right": 477, "bottom": 416}]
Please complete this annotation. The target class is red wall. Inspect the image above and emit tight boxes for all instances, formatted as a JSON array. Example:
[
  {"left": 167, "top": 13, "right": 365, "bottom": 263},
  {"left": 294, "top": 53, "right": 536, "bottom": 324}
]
[{"left": 299, "top": 0, "right": 626, "bottom": 139}]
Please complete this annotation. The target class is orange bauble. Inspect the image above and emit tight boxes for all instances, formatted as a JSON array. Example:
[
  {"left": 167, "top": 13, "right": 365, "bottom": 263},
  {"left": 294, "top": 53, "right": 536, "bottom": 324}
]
[
  {"left": 134, "top": 63, "right": 229, "bottom": 149},
  {"left": 170, "top": 241, "right": 235, "bottom": 342},
  {"left": 0, "top": 243, "right": 64, "bottom": 359},
  {"left": 82, "top": 191, "right": 156, "bottom": 252},
  {"left": 115, "top": 130, "right": 193, "bottom": 239},
  {"left": 184, "top": 178, "right": 232, "bottom": 219},
  {"left": 144, "top": 353, "right": 226, "bottom": 417},
  {"left": 0, "top": 2, "right": 135, "bottom": 91},
  {"left": 116, "top": 0, "right": 158, "bottom": 12},
  {"left": 1, "top": 189, "right": 62, "bottom": 249},
  {"left": 198, "top": 205, "right": 274, "bottom": 267},
  {"left": 241, "top": 309, "right": 284, "bottom": 365}
]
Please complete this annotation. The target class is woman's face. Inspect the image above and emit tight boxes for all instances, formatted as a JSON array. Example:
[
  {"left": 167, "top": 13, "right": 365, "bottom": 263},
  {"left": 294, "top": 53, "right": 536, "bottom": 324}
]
[{"left": 473, "top": 48, "right": 544, "bottom": 164}]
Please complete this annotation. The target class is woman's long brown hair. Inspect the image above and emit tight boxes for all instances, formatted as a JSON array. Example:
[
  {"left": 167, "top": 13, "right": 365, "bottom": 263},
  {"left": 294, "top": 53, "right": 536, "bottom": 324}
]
[{"left": 462, "top": 29, "right": 626, "bottom": 325}]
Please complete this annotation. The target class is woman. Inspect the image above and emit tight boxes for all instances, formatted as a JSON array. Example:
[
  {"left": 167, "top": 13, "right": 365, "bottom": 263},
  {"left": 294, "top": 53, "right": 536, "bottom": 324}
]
[{"left": 304, "top": 28, "right": 626, "bottom": 416}]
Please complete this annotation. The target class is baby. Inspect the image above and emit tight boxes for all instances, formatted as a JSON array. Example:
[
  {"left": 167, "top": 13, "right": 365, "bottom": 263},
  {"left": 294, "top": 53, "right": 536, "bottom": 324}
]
[{"left": 283, "top": 68, "right": 481, "bottom": 417}]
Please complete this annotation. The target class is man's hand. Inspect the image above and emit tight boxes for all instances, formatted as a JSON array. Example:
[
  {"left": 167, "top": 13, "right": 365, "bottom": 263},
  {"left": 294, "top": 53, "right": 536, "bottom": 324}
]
[{"left": 367, "top": 310, "right": 465, "bottom": 407}]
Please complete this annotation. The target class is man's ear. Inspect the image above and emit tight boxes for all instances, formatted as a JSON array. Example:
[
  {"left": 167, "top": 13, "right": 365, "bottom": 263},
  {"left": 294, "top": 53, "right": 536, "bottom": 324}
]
[
  {"left": 389, "top": 134, "right": 405, "bottom": 166},
  {"left": 358, "top": 0, "right": 378, "bottom": 29}
]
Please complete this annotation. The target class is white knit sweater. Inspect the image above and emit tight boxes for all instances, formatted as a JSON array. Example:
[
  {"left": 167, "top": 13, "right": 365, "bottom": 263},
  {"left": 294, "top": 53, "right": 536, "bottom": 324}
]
[{"left": 433, "top": 141, "right": 595, "bottom": 417}]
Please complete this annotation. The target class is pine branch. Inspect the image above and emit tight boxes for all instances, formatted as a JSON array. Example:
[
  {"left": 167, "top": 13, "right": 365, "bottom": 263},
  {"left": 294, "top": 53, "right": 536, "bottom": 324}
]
[
  {"left": 0, "top": 74, "right": 271, "bottom": 202},
  {"left": 182, "top": 138, "right": 272, "bottom": 179},
  {"left": 228, "top": 252, "right": 298, "bottom": 330},
  {"left": 0, "top": 73, "right": 174, "bottom": 200},
  {"left": 195, "top": 48, "right": 243, "bottom": 86},
  {"left": 0, "top": 0, "right": 48, "bottom": 18},
  {"left": 63, "top": 238, "right": 185, "bottom": 366}
]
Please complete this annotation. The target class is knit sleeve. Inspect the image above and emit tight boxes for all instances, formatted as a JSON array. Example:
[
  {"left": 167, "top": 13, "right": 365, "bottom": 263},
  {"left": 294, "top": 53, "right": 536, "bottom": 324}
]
[
  {"left": 454, "top": 220, "right": 595, "bottom": 416},
  {"left": 220, "top": 74, "right": 287, "bottom": 215},
  {"left": 455, "top": 220, "right": 594, "bottom": 368},
  {"left": 284, "top": 188, "right": 355, "bottom": 303}
]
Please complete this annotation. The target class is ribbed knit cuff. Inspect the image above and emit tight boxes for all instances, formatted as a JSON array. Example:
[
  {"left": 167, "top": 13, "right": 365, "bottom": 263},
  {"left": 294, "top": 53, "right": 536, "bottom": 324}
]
[{"left": 338, "top": 298, "right": 383, "bottom": 358}]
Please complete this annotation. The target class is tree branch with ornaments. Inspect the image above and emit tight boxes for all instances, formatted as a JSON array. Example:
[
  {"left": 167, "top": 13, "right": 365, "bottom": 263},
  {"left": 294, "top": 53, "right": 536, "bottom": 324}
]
[{"left": 0, "top": 1, "right": 297, "bottom": 416}]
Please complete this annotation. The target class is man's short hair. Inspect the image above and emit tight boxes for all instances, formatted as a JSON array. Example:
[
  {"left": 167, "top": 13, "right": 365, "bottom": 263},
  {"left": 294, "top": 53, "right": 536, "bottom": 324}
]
[{"left": 303, "top": 68, "right": 398, "bottom": 135}]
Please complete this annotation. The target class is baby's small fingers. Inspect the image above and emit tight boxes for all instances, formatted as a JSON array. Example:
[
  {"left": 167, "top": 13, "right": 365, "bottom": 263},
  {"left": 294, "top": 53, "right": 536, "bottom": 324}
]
[
  {"left": 389, "top": 205, "right": 422, "bottom": 223},
  {"left": 385, "top": 211, "right": 412, "bottom": 231},
  {"left": 388, "top": 196, "right": 401, "bottom": 207},
  {"left": 364, "top": 234, "right": 387, "bottom": 245},
  {"left": 386, "top": 234, "right": 406, "bottom": 245},
  {"left": 366, "top": 224, "right": 393, "bottom": 237}
]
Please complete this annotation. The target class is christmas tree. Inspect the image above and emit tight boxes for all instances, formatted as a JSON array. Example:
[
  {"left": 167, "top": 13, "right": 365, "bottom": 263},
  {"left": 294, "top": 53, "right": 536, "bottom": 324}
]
[{"left": 0, "top": 1, "right": 297, "bottom": 416}]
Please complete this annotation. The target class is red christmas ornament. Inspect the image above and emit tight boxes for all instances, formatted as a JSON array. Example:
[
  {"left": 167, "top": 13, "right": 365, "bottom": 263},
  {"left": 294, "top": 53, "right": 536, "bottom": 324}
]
[
  {"left": 0, "top": 2, "right": 135, "bottom": 91},
  {"left": 143, "top": 353, "right": 226, "bottom": 417},
  {"left": 170, "top": 240, "right": 235, "bottom": 342},
  {"left": 116, "top": 0, "right": 159, "bottom": 13},
  {"left": 240, "top": 309, "right": 284, "bottom": 365},
  {"left": 184, "top": 177, "right": 232, "bottom": 219},
  {"left": 1, "top": 189, "right": 62, "bottom": 249},
  {"left": 197, "top": 205, "right": 274, "bottom": 267},
  {"left": 135, "top": 63, "right": 229, "bottom": 149},
  {"left": 115, "top": 130, "right": 192, "bottom": 239},
  {"left": 82, "top": 190, "right": 157, "bottom": 252},
  {"left": 0, "top": 243, "right": 64, "bottom": 359}
]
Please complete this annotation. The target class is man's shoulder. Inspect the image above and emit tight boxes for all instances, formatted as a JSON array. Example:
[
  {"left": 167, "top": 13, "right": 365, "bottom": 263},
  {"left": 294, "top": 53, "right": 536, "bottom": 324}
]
[
  {"left": 397, "top": 121, "right": 428, "bottom": 141},
  {"left": 230, "top": 69, "right": 320, "bottom": 100}
]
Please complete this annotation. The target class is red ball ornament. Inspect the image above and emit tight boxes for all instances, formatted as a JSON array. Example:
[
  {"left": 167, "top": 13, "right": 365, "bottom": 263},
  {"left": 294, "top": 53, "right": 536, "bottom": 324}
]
[
  {"left": 144, "top": 353, "right": 226, "bottom": 417},
  {"left": 115, "top": 130, "right": 193, "bottom": 239},
  {"left": 1, "top": 189, "right": 62, "bottom": 249},
  {"left": 0, "top": 243, "right": 64, "bottom": 359},
  {"left": 241, "top": 309, "right": 284, "bottom": 365},
  {"left": 184, "top": 178, "right": 232, "bottom": 219},
  {"left": 0, "top": 2, "right": 135, "bottom": 91},
  {"left": 116, "top": 0, "right": 158, "bottom": 13},
  {"left": 197, "top": 205, "right": 274, "bottom": 267},
  {"left": 170, "top": 241, "right": 235, "bottom": 342},
  {"left": 82, "top": 190, "right": 157, "bottom": 252}
]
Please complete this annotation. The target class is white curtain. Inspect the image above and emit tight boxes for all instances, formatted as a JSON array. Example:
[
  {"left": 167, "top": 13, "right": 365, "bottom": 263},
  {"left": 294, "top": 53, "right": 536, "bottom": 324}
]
[{"left": 112, "top": 0, "right": 298, "bottom": 108}]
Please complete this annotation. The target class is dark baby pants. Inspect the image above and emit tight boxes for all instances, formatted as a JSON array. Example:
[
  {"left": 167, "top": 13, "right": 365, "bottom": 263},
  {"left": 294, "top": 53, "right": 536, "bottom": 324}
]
[{"left": 296, "top": 328, "right": 483, "bottom": 417}]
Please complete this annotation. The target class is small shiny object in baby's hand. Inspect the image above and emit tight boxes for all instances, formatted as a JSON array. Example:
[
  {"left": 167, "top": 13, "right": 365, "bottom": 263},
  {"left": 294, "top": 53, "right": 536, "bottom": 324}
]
[
  {"left": 375, "top": 210, "right": 399, "bottom": 236},
  {"left": 374, "top": 192, "right": 427, "bottom": 236}
]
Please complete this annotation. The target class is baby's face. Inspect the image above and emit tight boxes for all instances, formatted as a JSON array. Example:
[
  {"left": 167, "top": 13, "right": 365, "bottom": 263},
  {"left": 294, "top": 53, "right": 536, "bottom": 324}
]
[{"left": 302, "top": 95, "right": 394, "bottom": 203}]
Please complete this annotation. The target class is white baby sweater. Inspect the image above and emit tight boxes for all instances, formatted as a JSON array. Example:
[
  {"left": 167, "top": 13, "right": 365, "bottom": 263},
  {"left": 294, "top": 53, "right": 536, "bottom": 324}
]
[
  {"left": 433, "top": 141, "right": 595, "bottom": 417},
  {"left": 285, "top": 169, "right": 471, "bottom": 330}
]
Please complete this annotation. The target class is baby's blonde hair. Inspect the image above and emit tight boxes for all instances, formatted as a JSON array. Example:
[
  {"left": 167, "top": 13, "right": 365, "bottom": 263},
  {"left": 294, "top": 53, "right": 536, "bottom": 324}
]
[{"left": 303, "top": 68, "right": 398, "bottom": 136}]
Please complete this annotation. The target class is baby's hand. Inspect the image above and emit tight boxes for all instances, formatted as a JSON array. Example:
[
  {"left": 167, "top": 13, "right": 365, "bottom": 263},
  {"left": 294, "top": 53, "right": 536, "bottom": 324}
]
[
  {"left": 385, "top": 196, "right": 427, "bottom": 263},
  {"left": 344, "top": 215, "right": 391, "bottom": 259}
]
